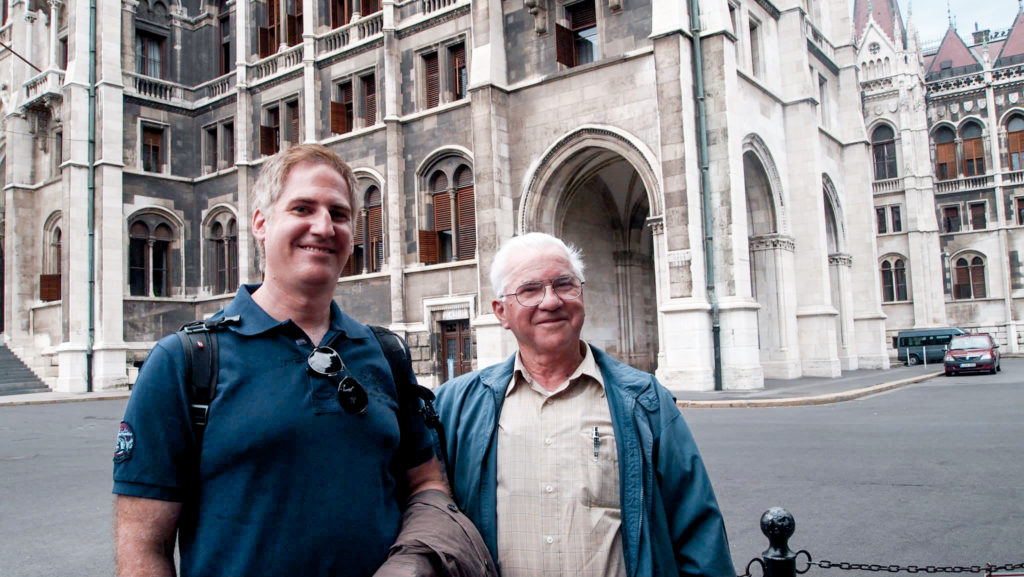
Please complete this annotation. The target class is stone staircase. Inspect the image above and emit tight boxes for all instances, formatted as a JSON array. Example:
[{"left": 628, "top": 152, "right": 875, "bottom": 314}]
[{"left": 0, "top": 344, "right": 51, "bottom": 396}]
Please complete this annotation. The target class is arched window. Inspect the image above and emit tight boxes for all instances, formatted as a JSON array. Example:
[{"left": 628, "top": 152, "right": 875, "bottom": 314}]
[
  {"left": 953, "top": 255, "right": 986, "bottom": 300},
  {"left": 880, "top": 257, "right": 908, "bottom": 302},
  {"left": 206, "top": 211, "right": 238, "bottom": 294},
  {"left": 961, "top": 122, "right": 985, "bottom": 177},
  {"left": 40, "top": 212, "right": 63, "bottom": 301},
  {"left": 934, "top": 126, "right": 956, "bottom": 180},
  {"left": 419, "top": 159, "right": 475, "bottom": 265},
  {"left": 872, "top": 125, "right": 897, "bottom": 180},
  {"left": 1007, "top": 115, "right": 1024, "bottom": 171},
  {"left": 129, "top": 215, "right": 175, "bottom": 297}
]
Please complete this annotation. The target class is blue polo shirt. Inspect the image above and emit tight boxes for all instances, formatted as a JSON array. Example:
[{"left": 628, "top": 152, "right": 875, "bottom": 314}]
[{"left": 113, "top": 285, "right": 434, "bottom": 577}]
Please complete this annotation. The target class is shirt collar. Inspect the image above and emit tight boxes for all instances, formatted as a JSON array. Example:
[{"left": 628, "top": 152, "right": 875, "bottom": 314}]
[
  {"left": 507, "top": 340, "right": 604, "bottom": 397},
  {"left": 221, "top": 283, "right": 368, "bottom": 340}
]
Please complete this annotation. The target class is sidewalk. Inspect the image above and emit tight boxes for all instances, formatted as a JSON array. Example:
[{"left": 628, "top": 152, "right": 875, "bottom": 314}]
[
  {"left": 676, "top": 363, "right": 944, "bottom": 408},
  {"left": 0, "top": 362, "right": 946, "bottom": 408}
]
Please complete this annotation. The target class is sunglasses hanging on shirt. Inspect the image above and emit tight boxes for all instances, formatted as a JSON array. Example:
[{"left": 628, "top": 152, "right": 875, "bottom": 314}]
[{"left": 307, "top": 346, "right": 369, "bottom": 415}]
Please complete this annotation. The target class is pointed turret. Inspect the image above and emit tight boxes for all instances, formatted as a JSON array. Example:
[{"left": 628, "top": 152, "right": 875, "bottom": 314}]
[
  {"left": 854, "top": 0, "right": 908, "bottom": 48},
  {"left": 925, "top": 26, "right": 982, "bottom": 80}
]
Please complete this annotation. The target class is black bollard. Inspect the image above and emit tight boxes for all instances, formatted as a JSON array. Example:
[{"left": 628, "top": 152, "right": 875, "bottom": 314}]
[{"left": 760, "top": 507, "right": 797, "bottom": 577}]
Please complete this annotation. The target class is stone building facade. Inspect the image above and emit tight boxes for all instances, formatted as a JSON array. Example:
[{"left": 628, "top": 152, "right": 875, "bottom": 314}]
[
  {"left": 2, "top": 0, "right": 892, "bottom": 394},
  {"left": 857, "top": 0, "right": 1024, "bottom": 353}
]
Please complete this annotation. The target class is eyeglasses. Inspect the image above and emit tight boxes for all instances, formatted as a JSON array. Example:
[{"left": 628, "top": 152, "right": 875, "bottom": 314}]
[
  {"left": 307, "top": 346, "right": 369, "bottom": 415},
  {"left": 500, "top": 274, "right": 584, "bottom": 307}
]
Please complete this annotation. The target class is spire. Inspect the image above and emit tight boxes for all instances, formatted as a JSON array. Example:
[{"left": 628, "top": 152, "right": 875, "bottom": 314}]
[
  {"left": 868, "top": 0, "right": 873, "bottom": 16},
  {"left": 947, "top": 0, "right": 953, "bottom": 29}
]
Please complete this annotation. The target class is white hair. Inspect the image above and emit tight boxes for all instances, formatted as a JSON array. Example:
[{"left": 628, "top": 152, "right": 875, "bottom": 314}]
[{"left": 490, "top": 232, "right": 586, "bottom": 298}]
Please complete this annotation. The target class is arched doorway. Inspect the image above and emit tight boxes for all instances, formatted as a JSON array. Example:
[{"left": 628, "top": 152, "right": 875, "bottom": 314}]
[
  {"left": 521, "top": 129, "right": 660, "bottom": 373},
  {"left": 744, "top": 143, "right": 800, "bottom": 378},
  {"left": 823, "top": 175, "right": 855, "bottom": 369}
]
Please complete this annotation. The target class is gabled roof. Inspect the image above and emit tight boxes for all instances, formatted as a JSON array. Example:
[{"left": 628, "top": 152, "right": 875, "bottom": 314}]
[
  {"left": 996, "top": 10, "right": 1024, "bottom": 67},
  {"left": 926, "top": 27, "right": 983, "bottom": 80},
  {"left": 854, "top": 0, "right": 907, "bottom": 49}
]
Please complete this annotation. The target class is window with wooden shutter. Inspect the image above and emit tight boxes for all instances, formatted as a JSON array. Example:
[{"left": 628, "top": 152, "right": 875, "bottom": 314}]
[
  {"left": 962, "top": 137, "right": 985, "bottom": 176},
  {"left": 286, "top": 100, "right": 299, "bottom": 144},
  {"left": 449, "top": 43, "right": 466, "bottom": 100},
  {"left": 953, "top": 258, "right": 971, "bottom": 299},
  {"left": 566, "top": 0, "right": 597, "bottom": 66},
  {"left": 361, "top": 0, "right": 380, "bottom": 16},
  {"left": 942, "top": 205, "right": 961, "bottom": 233},
  {"left": 1009, "top": 130, "right": 1024, "bottom": 171},
  {"left": 332, "top": 0, "right": 353, "bottom": 27},
  {"left": 970, "top": 257, "right": 986, "bottom": 298},
  {"left": 39, "top": 274, "right": 61, "bottom": 302},
  {"left": 129, "top": 222, "right": 149, "bottom": 296},
  {"left": 259, "top": 27, "right": 273, "bottom": 58},
  {"left": 455, "top": 167, "right": 475, "bottom": 261},
  {"left": 368, "top": 205, "right": 383, "bottom": 272},
  {"left": 936, "top": 141, "right": 956, "bottom": 180},
  {"left": 362, "top": 74, "right": 376, "bottom": 126},
  {"left": 419, "top": 229, "right": 439, "bottom": 265},
  {"left": 880, "top": 261, "right": 894, "bottom": 302},
  {"left": 969, "top": 202, "right": 986, "bottom": 230},
  {"left": 142, "top": 126, "right": 164, "bottom": 172},
  {"left": 424, "top": 52, "right": 439, "bottom": 109},
  {"left": 555, "top": 23, "right": 574, "bottom": 66},
  {"left": 331, "top": 82, "right": 354, "bottom": 134},
  {"left": 260, "top": 125, "right": 277, "bottom": 156},
  {"left": 287, "top": 14, "right": 300, "bottom": 46},
  {"left": 433, "top": 192, "right": 452, "bottom": 232}
]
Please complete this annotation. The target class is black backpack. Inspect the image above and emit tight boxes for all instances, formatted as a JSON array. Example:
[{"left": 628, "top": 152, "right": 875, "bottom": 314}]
[{"left": 175, "top": 319, "right": 454, "bottom": 485}]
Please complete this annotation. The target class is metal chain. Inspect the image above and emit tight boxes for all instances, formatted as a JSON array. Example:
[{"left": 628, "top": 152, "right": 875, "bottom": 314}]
[{"left": 813, "top": 560, "right": 1024, "bottom": 574}]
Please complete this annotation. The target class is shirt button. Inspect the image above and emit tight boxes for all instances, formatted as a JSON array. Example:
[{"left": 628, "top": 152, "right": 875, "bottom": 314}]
[
  {"left": 545, "top": 536, "right": 554, "bottom": 544},
  {"left": 544, "top": 437, "right": 553, "bottom": 445},
  {"left": 545, "top": 485, "right": 553, "bottom": 493}
]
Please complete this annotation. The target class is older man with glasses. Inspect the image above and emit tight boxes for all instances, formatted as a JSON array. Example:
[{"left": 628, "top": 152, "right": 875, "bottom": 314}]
[
  {"left": 112, "top": 145, "right": 451, "bottom": 577},
  {"left": 435, "top": 232, "right": 735, "bottom": 577}
]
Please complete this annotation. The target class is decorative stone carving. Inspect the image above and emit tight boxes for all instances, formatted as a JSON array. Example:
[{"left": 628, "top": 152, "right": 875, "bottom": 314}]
[
  {"left": 749, "top": 234, "right": 795, "bottom": 252},
  {"left": 828, "top": 253, "right": 853, "bottom": 267},
  {"left": 123, "top": 0, "right": 139, "bottom": 13},
  {"left": 646, "top": 215, "right": 664, "bottom": 234},
  {"left": 963, "top": 100, "right": 973, "bottom": 112},
  {"left": 1011, "top": 93, "right": 1020, "bottom": 104},
  {"left": 523, "top": 0, "right": 547, "bottom": 35}
]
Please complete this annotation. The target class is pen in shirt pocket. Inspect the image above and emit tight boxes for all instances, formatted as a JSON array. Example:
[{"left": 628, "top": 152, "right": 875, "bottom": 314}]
[{"left": 593, "top": 426, "right": 600, "bottom": 461}]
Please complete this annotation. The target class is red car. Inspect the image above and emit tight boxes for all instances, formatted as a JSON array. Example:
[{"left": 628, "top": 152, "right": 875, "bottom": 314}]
[{"left": 944, "top": 334, "right": 1001, "bottom": 376}]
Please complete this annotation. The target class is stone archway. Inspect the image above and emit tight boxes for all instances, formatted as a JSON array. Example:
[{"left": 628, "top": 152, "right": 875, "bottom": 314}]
[
  {"left": 744, "top": 148, "right": 800, "bottom": 378},
  {"left": 823, "top": 175, "right": 856, "bottom": 369},
  {"left": 521, "top": 128, "right": 661, "bottom": 372}
]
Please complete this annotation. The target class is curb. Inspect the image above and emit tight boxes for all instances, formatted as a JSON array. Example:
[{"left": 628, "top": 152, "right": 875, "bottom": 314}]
[
  {"left": 0, "top": 390, "right": 132, "bottom": 407},
  {"left": 676, "top": 371, "right": 943, "bottom": 409}
]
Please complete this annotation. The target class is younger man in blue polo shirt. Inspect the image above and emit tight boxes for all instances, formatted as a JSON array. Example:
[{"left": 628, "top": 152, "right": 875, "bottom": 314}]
[{"left": 113, "top": 145, "right": 447, "bottom": 576}]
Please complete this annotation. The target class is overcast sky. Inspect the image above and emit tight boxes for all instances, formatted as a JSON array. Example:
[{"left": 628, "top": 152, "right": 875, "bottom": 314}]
[{"left": 903, "top": 0, "right": 1021, "bottom": 48}]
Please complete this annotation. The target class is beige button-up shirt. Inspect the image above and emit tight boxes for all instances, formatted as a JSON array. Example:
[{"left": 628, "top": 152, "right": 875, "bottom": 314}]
[{"left": 495, "top": 342, "right": 625, "bottom": 577}]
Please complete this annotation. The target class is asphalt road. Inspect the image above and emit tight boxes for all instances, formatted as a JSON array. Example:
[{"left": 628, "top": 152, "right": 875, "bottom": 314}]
[{"left": 0, "top": 360, "right": 1021, "bottom": 577}]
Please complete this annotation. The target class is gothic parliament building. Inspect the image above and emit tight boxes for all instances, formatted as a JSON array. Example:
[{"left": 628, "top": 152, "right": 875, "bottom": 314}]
[{"left": 1, "top": 0, "right": 1021, "bottom": 393}]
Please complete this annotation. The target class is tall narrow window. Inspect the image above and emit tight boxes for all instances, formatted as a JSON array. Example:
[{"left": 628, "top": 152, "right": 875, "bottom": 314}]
[
  {"left": 890, "top": 205, "right": 902, "bottom": 233},
  {"left": 749, "top": 18, "right": 763, "bottom": 78},
  {"left": 53, "top": 130, "right": 64, "bottom": 176},
  {"left": 151, "top": 224, "right": 171, "bottom": 297},
  {"left": 58, "top": 37, "right": 68, "bottom": 70},
  {"left": 285, "top": 100, "right": 300, "bottom": 145},
  {"left": 40, "top": 218, "right": 62, "bottom": 302},
  {"left": 135, "top": 31, "right": 165, "bottom": 78},
  {"left": 360, "top": 0, "right": 381, "bottom": 16},
  {"left": 454, "top": 166, "right": 475, "bottom": 261},
  {"left": 894, "top": 259, "right": 908, "bottom": 301},
  {"left": 818, "top": 74, "right": 829, "bottom": 127},
  {"left": 222, "top": 122, "right": 234, "bottom": 167},
  {"left": 141, "top": 125, "right": 165, "bottom": 173},
  {"left": 259, "top": 0, "right": 280, "bottom": 58},
  {"left": 366, "top": 187, "right": 383, "bottom": 273},
  {"left": 556, "top": 0, "right": 598, "bottom": 68},
  {"left": 423, "top": 52, "right": 440, "bottom": 109},
  {"left": 219, "top": 16, "right": 232, "bottom": 76},
  {"left": 1008, "top": 116, "right": 1024, "bottom": 171},
  {"left": 1017, "top": 197, "right": 1024, "bottom": 225},
  {"left": 935, "top": 126, "right": 956, "bottom": 180},
  {"left": 129, "top": 222, "right": 148, "bottom": 296},
  {"left": 449, "top": 42, "right": 467, "bottom": 101},
  {"left": 331, "top": 81, "right": 354, "bottom": 134},
  {"left": 872, "top": 125, "right": 898, "bottom": 180},
  {"left": 969, "top": 202, "right": 986, "bottom": 230},
  {"left": 970, "top": 256, "right": 986, "bottom": 298},
  {"left": 286, "top": 0, "right": 303, "bottom": 47},
  {"left": 942, "top": 205, "right": 961, "bottom": 233},
  {"left": 204, "top": 125, "right": 218, "bottom": 173},
  {"left": 961, "top": 122, "right": 985, "bottom": 177},
  {"left": 881, "top": 261, "right": 894, "bottom": 302},
  {"left": 208, "top": 215, "right": 238, "bottom": 294},
  {"left": 362, "top": 73, "right": 377, "bottom": 126},
  {"left": 432, "top": 173, "right": 452, "bottom": 263},
  {"left": 876, "top": 206, "right": 887, "bottom": 234},
  {"left": 260, "top": 106, "right": 281, "bottom": 156}
]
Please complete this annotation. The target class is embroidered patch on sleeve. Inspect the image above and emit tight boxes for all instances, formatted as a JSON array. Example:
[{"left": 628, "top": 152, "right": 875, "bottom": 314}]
[{"left": 114, "top": 422, "right": 135, "bottom": 464}]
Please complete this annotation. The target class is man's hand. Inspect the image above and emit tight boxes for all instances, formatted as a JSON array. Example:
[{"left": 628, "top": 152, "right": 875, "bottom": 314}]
[
  {"left": 114, "top": 495, "right": 182, "bottom": 577},
  {"left": 405, "top": 456, "right": 448, "bottom": 498}
]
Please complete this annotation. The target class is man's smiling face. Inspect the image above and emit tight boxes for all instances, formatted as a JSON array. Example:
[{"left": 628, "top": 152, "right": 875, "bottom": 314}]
[{"left": 252, "top": 161, "right": 354, "bottom": 291}]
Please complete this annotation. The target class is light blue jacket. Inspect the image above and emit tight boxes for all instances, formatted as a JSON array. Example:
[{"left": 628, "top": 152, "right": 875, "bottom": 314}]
[{"left": 434, "top": 345, "right": 736, "bottom": 577}]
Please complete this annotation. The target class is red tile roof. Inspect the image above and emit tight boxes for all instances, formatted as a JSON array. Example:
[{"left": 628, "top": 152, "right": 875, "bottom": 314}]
[
  {"left": 996, "top": 10, "right": 1024, "bottom": 64},
  {"left": 926, "top": 27, "right": 982, "bottom": 76},
  {"left": 854, "top": 0, "right": 907, "bottom": 47}
]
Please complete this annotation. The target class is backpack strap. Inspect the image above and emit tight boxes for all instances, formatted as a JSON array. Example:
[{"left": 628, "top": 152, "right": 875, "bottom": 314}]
[
  {"left": 176, "top": 315, "right": 241, "bottom": 448},
  {"left": 369, "top": 325, "right": 455, "bottom": 488}
]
